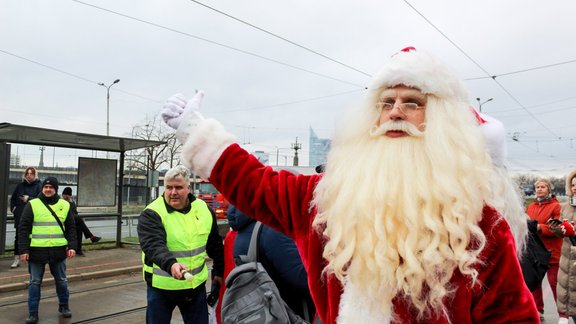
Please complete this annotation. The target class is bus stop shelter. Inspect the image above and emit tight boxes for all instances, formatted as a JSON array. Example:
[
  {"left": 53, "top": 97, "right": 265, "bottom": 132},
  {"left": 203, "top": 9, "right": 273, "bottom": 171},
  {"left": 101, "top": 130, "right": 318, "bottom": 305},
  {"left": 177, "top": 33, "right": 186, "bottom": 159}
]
[{"left": 0, "top": 122, "right": 166, "bottom": 254}]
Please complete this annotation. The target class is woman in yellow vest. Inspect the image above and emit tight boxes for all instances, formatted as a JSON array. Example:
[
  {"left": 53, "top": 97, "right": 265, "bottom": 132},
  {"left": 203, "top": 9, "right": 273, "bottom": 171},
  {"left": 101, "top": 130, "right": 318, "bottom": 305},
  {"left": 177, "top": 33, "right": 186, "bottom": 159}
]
[
  {"left": 18, "top": 177, "right": 77, "bottom": 324},
  {"left": 138, "top": 165, "right": 224, "bottom": 324}
]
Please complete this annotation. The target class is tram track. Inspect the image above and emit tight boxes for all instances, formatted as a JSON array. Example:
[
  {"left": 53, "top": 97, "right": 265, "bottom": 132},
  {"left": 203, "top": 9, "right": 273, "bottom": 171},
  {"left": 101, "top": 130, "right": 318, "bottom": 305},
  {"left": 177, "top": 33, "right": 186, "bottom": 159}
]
[
  {"left": 0, "top": 279, "right": 142, "bottom": 308},
  {"left": 71, "top": 306, "right": 147, "bottom": 323},
  {"left": 0, "top": 267, "right": 215, "bottom": 323}
]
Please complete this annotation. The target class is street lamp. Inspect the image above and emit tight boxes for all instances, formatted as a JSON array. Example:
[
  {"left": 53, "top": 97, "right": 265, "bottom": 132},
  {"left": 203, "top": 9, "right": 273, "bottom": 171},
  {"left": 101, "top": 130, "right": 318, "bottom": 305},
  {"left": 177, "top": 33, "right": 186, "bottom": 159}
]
[
  {"left": 476, "top": 97, "right": 493, "bottom": 113},
  {"left": 98, "top": 79, "right": 120, "bottom": 136}
]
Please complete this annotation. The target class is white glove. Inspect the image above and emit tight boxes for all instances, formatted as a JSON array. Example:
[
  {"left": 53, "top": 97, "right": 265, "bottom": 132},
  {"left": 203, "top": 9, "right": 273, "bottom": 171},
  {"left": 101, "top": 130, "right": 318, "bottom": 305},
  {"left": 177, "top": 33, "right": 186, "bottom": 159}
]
[
  {"left": 161, "top": 89, "right": 237, "bottom": 179},
  {"left": 161, "top": 91, "right": 205, "bottom": 130}
]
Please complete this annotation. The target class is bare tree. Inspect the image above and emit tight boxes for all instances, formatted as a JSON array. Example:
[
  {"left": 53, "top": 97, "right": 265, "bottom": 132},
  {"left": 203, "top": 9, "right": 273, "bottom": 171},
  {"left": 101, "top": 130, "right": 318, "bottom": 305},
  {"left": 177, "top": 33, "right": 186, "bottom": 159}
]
[
  {"left": 162, "top": 132, "right": 182, "bottom": 169},
  {"left": 129, "top": 115, "right": 179, "bottom": 172}
]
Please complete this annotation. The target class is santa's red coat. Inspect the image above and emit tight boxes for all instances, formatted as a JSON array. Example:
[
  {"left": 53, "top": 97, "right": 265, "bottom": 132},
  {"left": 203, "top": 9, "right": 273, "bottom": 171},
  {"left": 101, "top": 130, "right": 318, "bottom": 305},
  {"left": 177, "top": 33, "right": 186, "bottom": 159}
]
[{"left": 210, "top": 144, "right": 538, "bottom": 323}]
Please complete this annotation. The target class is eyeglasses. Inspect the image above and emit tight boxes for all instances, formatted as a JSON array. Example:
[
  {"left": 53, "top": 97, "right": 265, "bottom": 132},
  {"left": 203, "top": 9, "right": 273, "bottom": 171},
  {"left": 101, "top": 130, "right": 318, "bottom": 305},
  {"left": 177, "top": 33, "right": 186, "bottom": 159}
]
[{"left": 376, "top": 101, "right": 425, "bottom": 115}]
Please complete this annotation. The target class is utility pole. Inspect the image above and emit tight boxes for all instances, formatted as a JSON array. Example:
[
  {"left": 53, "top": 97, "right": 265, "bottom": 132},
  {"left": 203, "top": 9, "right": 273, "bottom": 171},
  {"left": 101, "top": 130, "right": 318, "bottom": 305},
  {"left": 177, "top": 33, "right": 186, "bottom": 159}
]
[
  {"left": 291, "top": 137, "right": 301, "bottom": 166},
  {"left": 39, "top": 146, "right": 45, "bottom": 168}
]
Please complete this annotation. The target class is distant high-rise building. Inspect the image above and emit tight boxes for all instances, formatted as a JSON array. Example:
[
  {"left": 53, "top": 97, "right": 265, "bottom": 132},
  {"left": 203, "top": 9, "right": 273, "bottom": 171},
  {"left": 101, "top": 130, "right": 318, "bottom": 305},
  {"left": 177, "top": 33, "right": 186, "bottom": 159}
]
[{"left": 309, "top": 127, "right": 331, "bottom": 168}]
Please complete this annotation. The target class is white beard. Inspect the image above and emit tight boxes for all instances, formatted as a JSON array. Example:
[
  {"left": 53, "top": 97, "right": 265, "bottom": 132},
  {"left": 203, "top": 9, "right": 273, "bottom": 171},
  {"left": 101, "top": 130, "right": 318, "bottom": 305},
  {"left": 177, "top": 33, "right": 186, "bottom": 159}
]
[{"left": 313, "top": 106, "right": 489, "bottom": 319}]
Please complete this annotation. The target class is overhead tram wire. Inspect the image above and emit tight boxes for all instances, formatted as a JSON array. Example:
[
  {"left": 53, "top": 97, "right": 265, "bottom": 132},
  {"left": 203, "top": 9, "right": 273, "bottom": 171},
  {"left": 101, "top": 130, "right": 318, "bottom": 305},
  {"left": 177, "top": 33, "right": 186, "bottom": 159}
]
[
  {"left": 71, "top": 0, "right": 367, "bottom": 89},
  {"left": 216, "top": 89, "right": 364, "bottom": 113},
  {"left": 0, "top": 49, "right": 95, "bottom": 84},
  {"left": 0, "top": 48, "right": 361, "bottom": 122},
  {"left": 0, "top": 49, "right": 162, "bottom": 104},
  {"left": 187, "top": 0, "right": 371, "bottom": 77},
  {"left": 465, "top": 58, "right": 576, "bottom": 81},
  {"left": 402, "top": 0, "right": 572, "bottom": 149}
]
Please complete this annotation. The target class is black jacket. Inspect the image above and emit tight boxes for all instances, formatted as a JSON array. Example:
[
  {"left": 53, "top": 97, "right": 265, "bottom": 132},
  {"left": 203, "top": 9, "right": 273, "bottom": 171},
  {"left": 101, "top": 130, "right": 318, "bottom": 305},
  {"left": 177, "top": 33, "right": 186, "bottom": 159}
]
[
  {"left": 18, "top": 193, "right": 77, "bottom": 263},
  {"left": 10, "top": 178, "right": 42, "bottom": 225},
  {"left": 138, "top": 193, "right": 224, "bottom": 293}
]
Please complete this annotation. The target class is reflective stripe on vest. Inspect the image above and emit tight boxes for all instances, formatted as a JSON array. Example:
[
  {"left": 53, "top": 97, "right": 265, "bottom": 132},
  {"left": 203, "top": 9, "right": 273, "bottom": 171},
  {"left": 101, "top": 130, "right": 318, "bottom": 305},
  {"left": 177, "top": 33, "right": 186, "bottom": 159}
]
[
  {"left": 29, "top": 198, "right": 70, "bottom": 247},
  {"left": 142, "top": 196, "right": 213, "bottom": 290}
]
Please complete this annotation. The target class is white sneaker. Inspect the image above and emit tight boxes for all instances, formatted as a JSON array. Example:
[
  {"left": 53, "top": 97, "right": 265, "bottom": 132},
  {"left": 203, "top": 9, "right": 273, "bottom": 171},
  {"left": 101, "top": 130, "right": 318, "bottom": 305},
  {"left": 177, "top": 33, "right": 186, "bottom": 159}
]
[
  {"left": 559, "top": 317, "right": 569, "bottom": 324},
  {"left": 10, "top": 256, "right": 19, "bottom": 268}
]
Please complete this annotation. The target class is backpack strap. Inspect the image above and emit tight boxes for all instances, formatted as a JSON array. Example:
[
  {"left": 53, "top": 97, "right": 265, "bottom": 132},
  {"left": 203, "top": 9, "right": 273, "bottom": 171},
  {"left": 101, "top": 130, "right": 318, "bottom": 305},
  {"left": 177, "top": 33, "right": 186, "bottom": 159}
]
[
  {"left": 238, "top": 221, "right": 263, "bottom": 264},
  {"left": 246, "top": 221, "right": 263, "bottom": 262}
]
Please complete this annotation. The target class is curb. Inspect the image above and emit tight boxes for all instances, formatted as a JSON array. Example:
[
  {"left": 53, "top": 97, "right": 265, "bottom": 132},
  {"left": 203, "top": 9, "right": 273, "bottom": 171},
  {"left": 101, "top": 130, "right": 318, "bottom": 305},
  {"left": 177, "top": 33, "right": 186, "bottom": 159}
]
[{"left": 0, "top": 265, "right": 142, "bottom": 293}]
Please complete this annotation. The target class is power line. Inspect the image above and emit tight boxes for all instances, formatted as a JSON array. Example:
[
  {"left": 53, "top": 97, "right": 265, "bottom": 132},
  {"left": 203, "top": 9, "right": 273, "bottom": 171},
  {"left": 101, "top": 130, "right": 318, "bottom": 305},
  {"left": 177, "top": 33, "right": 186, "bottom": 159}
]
[
  {"left": 71, "top": 0, "right": 366, "bottom": 89},
  {"left": 0, "top": 49, "right": 163, "bottom": 104},
  {"left": 0, "top": 49, "right": 96, "bottom": 84},
  {"left": 215, "top": 89, "right": 363, "bottom": 113},
  {"left": 0, "top": 47, "right": 363, "bottom": 129},
  {"left": 187, "top": 0, "right": 371, "bottom": 77},
  {"left": 465, "top": 58, "right": 576, "bottom": 80},
  {"left": 402, "top": 0, "right": 570, "bottom": 148}
]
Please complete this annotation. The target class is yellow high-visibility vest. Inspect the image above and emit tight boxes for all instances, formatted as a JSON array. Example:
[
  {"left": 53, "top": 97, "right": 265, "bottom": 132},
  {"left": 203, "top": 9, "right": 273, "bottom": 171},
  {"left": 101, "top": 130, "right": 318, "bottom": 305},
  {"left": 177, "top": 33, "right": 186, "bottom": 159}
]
[
  {"left": 29, "top": 198, "right": 70, "bottom": 247},
  {"left": 142, "top": 196, "right": 212, "bottom": 290}
]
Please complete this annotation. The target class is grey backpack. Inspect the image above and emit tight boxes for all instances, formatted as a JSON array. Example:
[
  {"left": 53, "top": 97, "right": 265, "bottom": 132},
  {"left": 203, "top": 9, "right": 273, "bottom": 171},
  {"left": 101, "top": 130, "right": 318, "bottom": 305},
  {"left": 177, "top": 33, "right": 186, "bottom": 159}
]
[{"left": 221, "top": 222, "right": 308, "bottom": 324}]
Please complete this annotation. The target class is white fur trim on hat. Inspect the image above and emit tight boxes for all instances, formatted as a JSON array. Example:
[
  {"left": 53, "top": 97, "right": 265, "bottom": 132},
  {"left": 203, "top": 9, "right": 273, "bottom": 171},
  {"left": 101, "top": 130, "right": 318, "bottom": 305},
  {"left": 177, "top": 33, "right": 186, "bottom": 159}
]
[
  {"left": 370, "top": 47, "right": 469, "bottom": 102},
  {"left": 478, "top": 113, "right": 507, "bottom": 167}
]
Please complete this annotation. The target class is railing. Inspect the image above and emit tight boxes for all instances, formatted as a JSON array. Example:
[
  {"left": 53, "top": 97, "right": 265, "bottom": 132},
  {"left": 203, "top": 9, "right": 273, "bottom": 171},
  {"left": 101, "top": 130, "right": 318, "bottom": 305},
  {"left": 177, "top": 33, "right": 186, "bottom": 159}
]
[{"left": 4, "top": 214, "right": 230, "bottom": 250}]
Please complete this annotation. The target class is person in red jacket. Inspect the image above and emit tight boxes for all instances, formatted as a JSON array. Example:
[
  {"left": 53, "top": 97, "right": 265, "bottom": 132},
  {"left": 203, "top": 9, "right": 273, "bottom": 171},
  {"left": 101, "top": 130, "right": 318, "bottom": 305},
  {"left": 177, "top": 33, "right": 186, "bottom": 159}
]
[
  {"left": 526, "top": 178, "right": 566, "bottom": 320},
  {"left": 214, "top": 228, "right": 236, "bottom": 324},
  {"left": 161, "top": 47, "right": 538, "bottom": 323}
]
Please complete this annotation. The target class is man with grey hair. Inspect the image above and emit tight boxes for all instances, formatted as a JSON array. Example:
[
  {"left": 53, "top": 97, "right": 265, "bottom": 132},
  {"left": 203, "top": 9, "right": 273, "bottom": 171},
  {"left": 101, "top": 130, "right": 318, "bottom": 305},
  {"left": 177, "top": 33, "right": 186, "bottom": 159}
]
[{"left": 137, "top": 165, "right": 224, "bottom": 324}]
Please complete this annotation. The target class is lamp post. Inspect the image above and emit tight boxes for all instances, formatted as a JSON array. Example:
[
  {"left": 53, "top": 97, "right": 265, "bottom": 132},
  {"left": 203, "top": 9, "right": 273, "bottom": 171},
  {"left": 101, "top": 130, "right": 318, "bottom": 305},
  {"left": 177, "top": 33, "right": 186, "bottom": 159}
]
[
  {"left": 476, "top": 97, "right": 493, "bottom": 113},
  {"left": 98, "top": 79, "right": 120, "bottom": 136}
]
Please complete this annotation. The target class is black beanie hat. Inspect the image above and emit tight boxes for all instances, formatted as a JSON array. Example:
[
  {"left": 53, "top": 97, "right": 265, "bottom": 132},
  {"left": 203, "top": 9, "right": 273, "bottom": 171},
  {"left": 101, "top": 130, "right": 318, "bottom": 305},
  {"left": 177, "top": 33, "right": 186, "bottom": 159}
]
[
  {"left": 62, "top": 187, "right": 73, "bottom": 196},
  {"left": 42, "top": 177, "right": 59, "bottom": 191}
]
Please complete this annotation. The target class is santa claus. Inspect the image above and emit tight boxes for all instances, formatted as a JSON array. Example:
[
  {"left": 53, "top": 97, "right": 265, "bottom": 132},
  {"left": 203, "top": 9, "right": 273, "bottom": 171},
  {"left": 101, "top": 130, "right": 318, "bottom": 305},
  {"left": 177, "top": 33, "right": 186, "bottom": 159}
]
[{"left": 161, "top": 47, "right": 537, "bottom": 323}]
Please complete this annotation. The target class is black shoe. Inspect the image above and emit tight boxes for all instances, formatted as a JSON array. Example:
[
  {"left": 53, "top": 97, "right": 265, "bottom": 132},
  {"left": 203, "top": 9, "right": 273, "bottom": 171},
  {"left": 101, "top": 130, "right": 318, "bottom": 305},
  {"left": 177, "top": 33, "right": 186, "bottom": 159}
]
[
  {"left": 25, "top": 312, "right": 38, "bottom": 324},
  {"left": 59, "top": 304, "right": 72, "bottom": 318},
  {"left": 77, "top": 251, "right": 85, "bottom": 257},
  {"left": 91, "top": 236, "right": 101, "bottom": 243}
]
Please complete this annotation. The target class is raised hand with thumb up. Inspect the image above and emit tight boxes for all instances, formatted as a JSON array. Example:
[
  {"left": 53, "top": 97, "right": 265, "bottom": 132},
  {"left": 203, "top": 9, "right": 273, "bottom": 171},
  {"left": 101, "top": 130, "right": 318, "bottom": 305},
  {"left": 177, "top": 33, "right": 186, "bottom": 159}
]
[
  {"left": 161, "top": 90, "right": 205, "bottom": 130},
  {"left": 160, "top": 89, "right": 236, "bottom": 179}
]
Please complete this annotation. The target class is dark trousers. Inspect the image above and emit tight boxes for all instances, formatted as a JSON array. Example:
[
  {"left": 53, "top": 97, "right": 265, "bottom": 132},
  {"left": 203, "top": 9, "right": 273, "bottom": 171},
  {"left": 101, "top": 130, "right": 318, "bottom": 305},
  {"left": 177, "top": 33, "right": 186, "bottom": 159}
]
[
  {"left": 13, "top": 211, "right": 22, "bottom": 255},
  {"left": 146, "top": 285, "right": 208, "bottom": 324},
  {"left": 13, "top": 226, "right": 20, "bottom": 255},
  {"left": 75, "top": 215, "right": 93, "bottom": 253}
]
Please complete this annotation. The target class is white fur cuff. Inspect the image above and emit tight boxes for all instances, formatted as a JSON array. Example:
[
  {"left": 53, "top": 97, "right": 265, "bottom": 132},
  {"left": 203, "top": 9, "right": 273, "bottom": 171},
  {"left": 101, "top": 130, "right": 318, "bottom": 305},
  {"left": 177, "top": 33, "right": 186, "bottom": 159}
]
[
  {"left": 338, "top": 278, "right": 391, "bottom": 324},
  {"left": 178, "top": 118, "right": 236, "bottom": 179}
]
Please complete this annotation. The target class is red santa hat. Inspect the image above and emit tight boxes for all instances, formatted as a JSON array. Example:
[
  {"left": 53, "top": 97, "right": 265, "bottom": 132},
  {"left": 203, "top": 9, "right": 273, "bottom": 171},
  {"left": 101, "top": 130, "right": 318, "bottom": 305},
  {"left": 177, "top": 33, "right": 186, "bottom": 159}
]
[{"left": 370, "top": 47, "right": 469, "bottom": 102}]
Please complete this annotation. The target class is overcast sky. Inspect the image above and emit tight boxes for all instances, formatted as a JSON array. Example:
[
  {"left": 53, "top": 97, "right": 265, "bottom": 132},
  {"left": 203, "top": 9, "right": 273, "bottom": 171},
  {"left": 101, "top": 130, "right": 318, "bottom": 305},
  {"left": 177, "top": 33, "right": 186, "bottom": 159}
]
[{"left": 2, "top": 0, "right": 576, "bottom": 176}]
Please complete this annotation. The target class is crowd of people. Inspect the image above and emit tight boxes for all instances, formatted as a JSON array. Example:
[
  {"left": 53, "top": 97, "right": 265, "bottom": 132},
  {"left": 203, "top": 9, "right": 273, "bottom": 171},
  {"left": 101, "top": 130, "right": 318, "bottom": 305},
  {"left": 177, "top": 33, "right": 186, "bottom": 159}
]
[{"left": 8, "top": 46, "right": 576, "bottom": 324}]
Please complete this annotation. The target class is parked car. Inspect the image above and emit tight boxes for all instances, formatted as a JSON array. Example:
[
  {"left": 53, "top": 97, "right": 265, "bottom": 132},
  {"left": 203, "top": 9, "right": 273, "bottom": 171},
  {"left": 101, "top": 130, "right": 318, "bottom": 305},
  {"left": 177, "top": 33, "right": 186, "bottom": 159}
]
[{"left": 522, "top": 185, "right": 535, "bottom": 196}]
